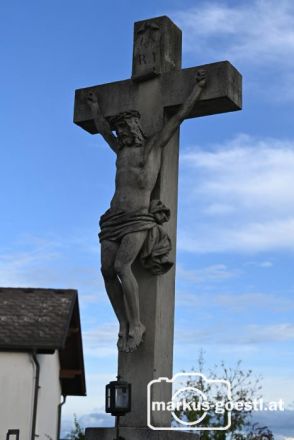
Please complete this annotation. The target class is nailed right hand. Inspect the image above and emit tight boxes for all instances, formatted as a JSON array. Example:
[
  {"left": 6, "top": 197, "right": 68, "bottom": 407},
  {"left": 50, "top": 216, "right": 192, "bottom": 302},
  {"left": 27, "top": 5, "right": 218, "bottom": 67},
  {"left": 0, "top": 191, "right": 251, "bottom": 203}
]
[
  {"left": 87, "top": 91, "right": 99, "bottom": 112},
  {"left": 196, "top": 69, "right": 207, "bottom": 88}
]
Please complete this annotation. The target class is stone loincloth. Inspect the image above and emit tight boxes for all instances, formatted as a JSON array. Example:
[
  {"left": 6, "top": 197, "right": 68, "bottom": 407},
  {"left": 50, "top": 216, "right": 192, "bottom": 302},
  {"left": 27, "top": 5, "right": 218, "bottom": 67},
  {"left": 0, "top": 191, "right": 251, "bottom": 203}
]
[{"left": 99, "top": 200, "right": 174, "bottom": 275}]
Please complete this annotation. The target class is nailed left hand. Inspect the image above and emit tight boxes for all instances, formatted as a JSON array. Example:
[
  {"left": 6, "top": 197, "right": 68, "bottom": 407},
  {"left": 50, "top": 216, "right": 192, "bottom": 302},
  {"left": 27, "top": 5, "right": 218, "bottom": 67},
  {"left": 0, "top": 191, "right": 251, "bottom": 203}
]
[
  {"left": 87, "top": 91, "right": 99, "bottom": 111},
  {"left": 196, "top": 69, "right": 207, "bottom": 88}
]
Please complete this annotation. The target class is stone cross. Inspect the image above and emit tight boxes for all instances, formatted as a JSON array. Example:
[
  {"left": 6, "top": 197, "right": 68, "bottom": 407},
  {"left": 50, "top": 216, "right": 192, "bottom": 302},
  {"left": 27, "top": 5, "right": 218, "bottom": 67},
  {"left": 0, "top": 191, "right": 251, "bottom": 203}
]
[{"left": 74, "top": 16, "right": 241, "bottom": 431}]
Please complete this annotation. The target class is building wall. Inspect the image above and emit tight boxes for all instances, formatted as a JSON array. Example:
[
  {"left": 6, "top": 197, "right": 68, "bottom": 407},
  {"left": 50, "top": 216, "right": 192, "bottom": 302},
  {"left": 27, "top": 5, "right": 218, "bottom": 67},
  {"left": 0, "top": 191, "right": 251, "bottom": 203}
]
[
  {"left": 0, "top": 351, "right": 61, "bottom": 440},
  {"left": 0, "top": 352, "right": 34, "bottom": 439},
  {"left": 37, "top": 350, "right": 62, "bottom": 439}
]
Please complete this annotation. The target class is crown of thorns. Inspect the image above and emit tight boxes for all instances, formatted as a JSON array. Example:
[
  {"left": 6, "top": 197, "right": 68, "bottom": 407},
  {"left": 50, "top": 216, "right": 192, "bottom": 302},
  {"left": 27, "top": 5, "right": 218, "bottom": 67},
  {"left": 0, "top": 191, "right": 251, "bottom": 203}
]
[{"left": 108, "top": 110, "right": 141, "bottom": 129}]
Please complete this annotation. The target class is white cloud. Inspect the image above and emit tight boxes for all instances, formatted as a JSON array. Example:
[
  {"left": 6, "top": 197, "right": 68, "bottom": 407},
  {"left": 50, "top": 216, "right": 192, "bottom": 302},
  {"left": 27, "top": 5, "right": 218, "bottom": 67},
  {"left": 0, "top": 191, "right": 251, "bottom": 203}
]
[
  {"left": 247, "top": 323, "right": 294, "bottom": 342},
  {"left": 177, "top": 292, "right": 294, "bottom": 312},
  {"left": 244, "top": 260, "right": 273, "bottom": 268},
  {"left": 83, "top": 322, "right": 118, "bottom": 358},
  {"left": 179, "top": 218, "right": 294, "bottom": 253},
  {"left": 203, "top": 203, "right": 235, "bottom": 215},
  {"left": 0, "top": 233, "right": 104, "bottom": 298},
  {"left": 171, "top": 0, "right": 294, "bottom": 101},
  {"left": 181, "top": 134, "right": 294, "bottom": 211},
  {"left": 0, "top": 235, "right": 61, "bottom": 286},
  {"left": 173, "top": 0, "right": 294, "bottom": 66},
  {"left": 215, "top": 292, "right": 294, "bottom": 312},
  {"left": 79, "top": 412, "right": 112, "bottom": 428},
  {"left": 177, "top": 263, "right": 238, "bottom": 283},
  {"left": 178, "top": 134, "right": 294, "bottom": 253},
  {"left": 259, "top": 260, "right": 273, "bottom": 268},
  {"left": 176, "top": 322, "right": 294, "bottom": 346},
  {"left": 251, "top": 409, "right": 294, "bottom": 437}
]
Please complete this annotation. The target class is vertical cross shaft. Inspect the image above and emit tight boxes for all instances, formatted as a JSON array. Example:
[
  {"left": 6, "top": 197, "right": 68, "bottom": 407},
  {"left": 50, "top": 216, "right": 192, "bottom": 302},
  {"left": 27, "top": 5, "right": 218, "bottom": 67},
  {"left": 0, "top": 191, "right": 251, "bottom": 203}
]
[{"left": 118, "top": 16, "right": 182, "bottom": 428}]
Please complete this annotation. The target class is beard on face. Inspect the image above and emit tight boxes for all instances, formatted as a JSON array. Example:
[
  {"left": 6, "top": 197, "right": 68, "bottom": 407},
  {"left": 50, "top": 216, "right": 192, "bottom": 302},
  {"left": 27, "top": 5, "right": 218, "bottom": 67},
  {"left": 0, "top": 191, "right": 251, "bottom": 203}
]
[{"left": 116, "top": 119, "right": 145, "bottom": 148}]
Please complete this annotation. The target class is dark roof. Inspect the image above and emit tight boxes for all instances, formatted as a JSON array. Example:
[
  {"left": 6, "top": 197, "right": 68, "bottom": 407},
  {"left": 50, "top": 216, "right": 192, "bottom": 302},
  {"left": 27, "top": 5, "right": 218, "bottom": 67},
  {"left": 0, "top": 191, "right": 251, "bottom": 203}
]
[{"left": 0, "top": 287, "right": 86, "bottom": 396}]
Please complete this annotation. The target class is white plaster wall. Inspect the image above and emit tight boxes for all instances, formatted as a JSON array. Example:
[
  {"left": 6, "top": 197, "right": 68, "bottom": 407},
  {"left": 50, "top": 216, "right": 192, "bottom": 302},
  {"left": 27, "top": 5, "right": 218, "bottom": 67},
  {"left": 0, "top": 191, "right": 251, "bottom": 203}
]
[
  {"left": 0, "top": 352, "right": 35, "bottom": 439},
  {"left": 0, "top": 351, "right": 62, "bottom": 440},
  {"left": 36, "top": 350, "right": 62, "bottom": 440}
]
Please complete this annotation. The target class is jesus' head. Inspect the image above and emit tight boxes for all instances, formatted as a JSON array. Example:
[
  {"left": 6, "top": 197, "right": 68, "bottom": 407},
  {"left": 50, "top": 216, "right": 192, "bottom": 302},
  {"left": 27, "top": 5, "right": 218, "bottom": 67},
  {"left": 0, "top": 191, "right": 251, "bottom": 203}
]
[{"left": 109, "top": 110, "right": 145, "bottom": 148}]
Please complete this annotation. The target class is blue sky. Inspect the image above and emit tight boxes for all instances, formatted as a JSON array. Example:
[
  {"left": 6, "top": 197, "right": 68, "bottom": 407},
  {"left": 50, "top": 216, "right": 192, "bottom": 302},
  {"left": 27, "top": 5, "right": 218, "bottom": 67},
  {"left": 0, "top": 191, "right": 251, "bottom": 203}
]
[{"left": 1, "top": 0, "right": 294, "bottom": 438}]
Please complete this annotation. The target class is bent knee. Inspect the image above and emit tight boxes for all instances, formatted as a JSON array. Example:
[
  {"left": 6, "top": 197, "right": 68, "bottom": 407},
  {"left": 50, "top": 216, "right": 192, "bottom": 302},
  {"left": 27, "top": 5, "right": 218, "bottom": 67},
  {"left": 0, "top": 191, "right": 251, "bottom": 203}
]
[
  {"left": 114, "top": 259, "right": 131, "bottom": 278},
  {"left": 101, "top": 264, "right": 116, "bottom": 280}
]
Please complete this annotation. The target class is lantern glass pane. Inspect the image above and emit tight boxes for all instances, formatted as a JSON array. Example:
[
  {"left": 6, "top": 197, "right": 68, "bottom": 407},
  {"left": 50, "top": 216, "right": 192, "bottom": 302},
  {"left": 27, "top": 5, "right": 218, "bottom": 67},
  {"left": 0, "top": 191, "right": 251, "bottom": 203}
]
[{"left": 115, "top": 386, "right": 128, "bottom": 408}]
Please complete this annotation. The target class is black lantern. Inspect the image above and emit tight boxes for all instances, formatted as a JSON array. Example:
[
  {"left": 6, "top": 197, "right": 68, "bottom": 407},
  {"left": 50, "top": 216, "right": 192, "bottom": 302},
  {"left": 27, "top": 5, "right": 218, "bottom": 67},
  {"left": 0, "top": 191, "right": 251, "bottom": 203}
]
[{"left": 105, "top": 377, "right": 131, "bottom": 416}]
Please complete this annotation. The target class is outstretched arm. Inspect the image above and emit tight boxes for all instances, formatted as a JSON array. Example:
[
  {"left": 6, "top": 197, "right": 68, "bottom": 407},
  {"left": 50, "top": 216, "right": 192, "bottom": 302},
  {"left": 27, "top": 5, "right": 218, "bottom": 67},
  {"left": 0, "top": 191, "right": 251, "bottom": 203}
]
[
  {"left": 145, "top": 70, "right": 207, "bottom": 156},
  {"left": 87, "top": 92, "right": 119, "bottom": 154}
]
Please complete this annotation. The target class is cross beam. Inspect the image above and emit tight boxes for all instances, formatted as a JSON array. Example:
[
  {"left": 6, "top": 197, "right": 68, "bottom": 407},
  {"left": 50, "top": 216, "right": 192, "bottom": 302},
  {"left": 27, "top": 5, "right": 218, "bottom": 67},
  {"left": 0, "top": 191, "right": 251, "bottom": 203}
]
[
  {"left": 74, "top": 15, "right": 242, "bottom": 429},
  {"left": 74, "top": 61, "right": 241, "bottom": 135}
]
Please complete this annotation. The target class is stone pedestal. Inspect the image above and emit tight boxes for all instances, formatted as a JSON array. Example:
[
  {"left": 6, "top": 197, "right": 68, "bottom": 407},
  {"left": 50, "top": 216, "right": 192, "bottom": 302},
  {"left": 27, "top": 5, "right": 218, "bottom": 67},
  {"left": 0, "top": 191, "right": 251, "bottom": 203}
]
[{"left": 85, "top": 427, "right": 199, "bottom": 440}]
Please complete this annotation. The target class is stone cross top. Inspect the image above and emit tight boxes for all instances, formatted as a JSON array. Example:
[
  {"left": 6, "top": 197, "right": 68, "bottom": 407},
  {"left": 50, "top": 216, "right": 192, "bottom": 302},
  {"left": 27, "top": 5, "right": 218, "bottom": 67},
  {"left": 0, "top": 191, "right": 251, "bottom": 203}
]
[{"left": 74, "top": 16, "right": 241, "bottom": 431}]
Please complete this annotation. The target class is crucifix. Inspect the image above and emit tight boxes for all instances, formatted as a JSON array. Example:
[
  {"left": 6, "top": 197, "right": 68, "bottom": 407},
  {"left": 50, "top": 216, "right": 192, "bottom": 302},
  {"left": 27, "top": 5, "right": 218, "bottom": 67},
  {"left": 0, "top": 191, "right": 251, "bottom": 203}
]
[{"left": 74, "top": 16, "right": 241, "bottom": 431}]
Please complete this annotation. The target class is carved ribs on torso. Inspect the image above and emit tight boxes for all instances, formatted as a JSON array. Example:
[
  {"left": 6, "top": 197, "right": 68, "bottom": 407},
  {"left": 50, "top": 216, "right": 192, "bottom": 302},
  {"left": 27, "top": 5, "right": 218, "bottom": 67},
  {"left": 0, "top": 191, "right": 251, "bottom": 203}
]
[{"left": 111, "top": 143, "right": 162, "bottom": 212}]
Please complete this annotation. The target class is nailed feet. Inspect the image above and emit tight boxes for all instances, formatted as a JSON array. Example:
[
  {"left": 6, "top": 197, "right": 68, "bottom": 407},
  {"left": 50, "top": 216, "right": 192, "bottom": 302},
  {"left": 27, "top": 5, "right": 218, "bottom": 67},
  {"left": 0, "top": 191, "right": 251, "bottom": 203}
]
[
  {"left": 117, "top": 323, "right": 128, "bottom": 352},
  {"left": 117, "top": 322, "right": 146, "bottom": 353}
]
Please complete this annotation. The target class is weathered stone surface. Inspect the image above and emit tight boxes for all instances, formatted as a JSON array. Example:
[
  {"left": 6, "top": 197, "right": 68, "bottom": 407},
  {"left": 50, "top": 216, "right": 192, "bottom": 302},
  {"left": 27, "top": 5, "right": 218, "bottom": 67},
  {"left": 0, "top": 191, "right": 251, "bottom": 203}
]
[
  {"left": 74, "top": 61, "right": 242, "bottom": 135},
  {"left": 85, "top": 427, "right": 200, "bottom": 440},
  {"left": 118, "top": 127, "right": 179, "bottom": 428},
  {"left": 74, "top": 14, "right": 242, "bottom": 430},
  {"left": 132, "top": 16, "right": 182, "bottom": 81}
]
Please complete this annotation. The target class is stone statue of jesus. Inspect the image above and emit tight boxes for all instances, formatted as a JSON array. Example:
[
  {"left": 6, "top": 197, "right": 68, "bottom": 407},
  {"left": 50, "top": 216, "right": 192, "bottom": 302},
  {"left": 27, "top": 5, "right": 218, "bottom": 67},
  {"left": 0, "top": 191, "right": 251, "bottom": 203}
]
[{"left": 87, "top": 70, "right": 206, "bottom": 353}]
